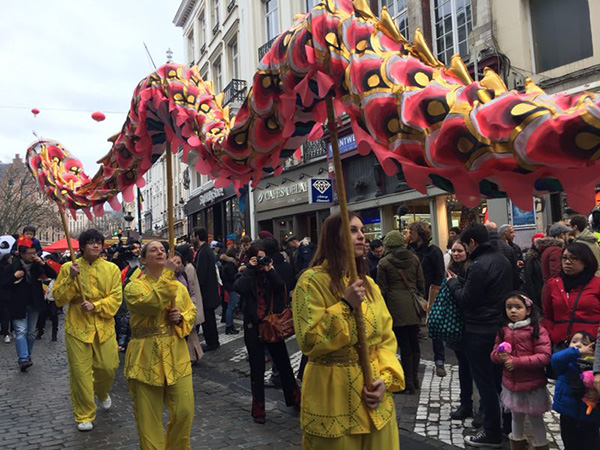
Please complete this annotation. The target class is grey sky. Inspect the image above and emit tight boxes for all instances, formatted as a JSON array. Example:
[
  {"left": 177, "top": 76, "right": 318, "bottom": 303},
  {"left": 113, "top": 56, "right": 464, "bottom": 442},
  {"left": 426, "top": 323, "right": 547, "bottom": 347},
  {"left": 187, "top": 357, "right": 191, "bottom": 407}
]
[{"left": 0, "top": 1, "right": 184, "bottom": 175}]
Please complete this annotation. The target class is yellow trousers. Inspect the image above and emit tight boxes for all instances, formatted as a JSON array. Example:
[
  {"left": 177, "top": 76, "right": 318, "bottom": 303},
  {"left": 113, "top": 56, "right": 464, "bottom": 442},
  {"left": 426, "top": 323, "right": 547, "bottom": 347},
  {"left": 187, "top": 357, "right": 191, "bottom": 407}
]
[
  {"left": 65, "top": 333, "right": 119, "bottom": 423},
  {"left": 302, "top": 408, "right": 399, "bottom": 450},
  {"left": 128, "top": 375, "right": 194, "bottom": 450}
]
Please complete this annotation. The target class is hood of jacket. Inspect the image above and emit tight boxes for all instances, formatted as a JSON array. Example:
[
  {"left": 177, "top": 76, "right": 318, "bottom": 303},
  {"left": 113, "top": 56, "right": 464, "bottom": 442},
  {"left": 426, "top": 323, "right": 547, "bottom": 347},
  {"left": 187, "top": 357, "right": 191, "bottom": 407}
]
[
  {"left": 525, "top": 246, "right": 540, "bottom": 260},
  {"left": 576, "top": 228, "right": 598, "bottom": 244},
  {"left": 220, "top": 254, "right": 238, "bottom": 265},
  {"left": 384, "top": 248, "right": 418, "bottom": 269},
  {"left": 537, "top": 237, "right": 563, "bottom": 253}
]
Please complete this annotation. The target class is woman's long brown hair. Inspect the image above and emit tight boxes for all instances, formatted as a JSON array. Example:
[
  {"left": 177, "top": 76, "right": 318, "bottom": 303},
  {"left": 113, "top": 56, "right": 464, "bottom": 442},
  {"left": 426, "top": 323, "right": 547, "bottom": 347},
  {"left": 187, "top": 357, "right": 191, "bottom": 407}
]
[{"left": 310, "top": 212, "right": 374, "bottom": 300}]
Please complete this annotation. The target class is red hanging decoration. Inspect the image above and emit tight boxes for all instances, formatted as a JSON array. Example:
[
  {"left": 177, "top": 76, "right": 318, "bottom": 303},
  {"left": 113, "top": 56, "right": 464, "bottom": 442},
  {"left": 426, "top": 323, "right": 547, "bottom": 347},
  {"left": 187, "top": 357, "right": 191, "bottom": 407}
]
[
  {"left": 31, "top": 108, "right": 40, "bottom": 117},
  {"left": 91, "top": 111, "right": 106, "bottom": 122}
]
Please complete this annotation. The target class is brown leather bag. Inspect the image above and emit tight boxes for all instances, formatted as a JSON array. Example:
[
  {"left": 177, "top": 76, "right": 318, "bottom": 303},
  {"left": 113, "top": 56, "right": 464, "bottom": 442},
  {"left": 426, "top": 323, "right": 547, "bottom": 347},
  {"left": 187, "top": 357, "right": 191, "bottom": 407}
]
[{"left": 258, "top": 288, "right": 294, "bottom": 343}]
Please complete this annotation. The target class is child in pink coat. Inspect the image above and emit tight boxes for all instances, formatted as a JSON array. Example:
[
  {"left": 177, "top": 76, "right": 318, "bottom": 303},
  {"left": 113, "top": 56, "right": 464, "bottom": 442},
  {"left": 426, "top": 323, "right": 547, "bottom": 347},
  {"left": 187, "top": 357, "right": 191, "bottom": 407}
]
[{"left": 491, "top": 292, "right": 552, "bottom": 450}]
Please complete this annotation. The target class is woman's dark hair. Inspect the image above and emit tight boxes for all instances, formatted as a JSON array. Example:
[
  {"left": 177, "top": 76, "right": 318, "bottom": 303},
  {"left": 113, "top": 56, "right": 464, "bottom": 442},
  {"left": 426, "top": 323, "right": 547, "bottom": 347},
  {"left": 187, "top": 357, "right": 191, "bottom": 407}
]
[
  {"left": 563, "top": 243, "right": 598, "bottom": 274},
  {"left": 261, "top": 237, "right": 281, "bottom": 257},
  {"left": 173, "top": 251, "right": 184, "bottom": 261},
  {"left": 310, "top": 212, "right": 373, "bottom": 299},
  {"left": 247, "top": 243, "right": 264, "bottom": 259},
  {"left": 176, "top": 244, "right": 195, "bottom": 265},
  {"left": 447, "top": 240, "right": 470, "bottom": 274},
  {"left": 78, "top": 229, "right": 105, "bottom": 253},
  {"left": 0, "top": 253, "right": 11, "bottom": 265},
  {"left": 569, "top": 330, "right": 596, "bottom": 346},
  {"left": 408, "top": 221, "right": 431, "bottom": 242},
  {"left": 226, "top": 247, "right": 238, "bottom": 258},
  {"left": 498, "top": 291, "right": 541, "bottom": 340}
]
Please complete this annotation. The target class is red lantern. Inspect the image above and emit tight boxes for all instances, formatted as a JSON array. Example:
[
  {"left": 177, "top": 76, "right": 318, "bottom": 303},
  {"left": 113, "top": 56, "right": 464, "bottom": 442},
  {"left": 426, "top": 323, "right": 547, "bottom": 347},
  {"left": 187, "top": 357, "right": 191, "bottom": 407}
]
[
  {"left": 91, "top": 111, "right": 106, "bottom": 122},
  {"left": 31, "top": 108, "right": 40, "bottom": 117}
]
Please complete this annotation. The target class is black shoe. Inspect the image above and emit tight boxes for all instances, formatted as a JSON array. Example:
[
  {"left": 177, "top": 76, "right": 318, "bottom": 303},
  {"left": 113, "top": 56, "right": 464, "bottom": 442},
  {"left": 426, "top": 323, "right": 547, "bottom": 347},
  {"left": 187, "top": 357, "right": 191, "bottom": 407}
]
[
  {"left": 464, "top": 430, "right": 502, "bottom": 448},
  {"left": 51, "top": 330, "right": 58, "bottom": 341},
  {"left": 450, "top": 405, "right": 473, "bottom": 420},
  {"left": 472, "top": 411, "right": 484, "bottom": 428},
  {"left": 202, "top": 343, "right": 220, "bottom": 352},
  {"left": 19, "top": 359, "right": 33, "bottom": 372},
  {"left": 35, "top": 331, "right": 43, "bottom": 340},
  {"left": 225, "top": 326, "right": 240, "bottom": 335},
  {"left": 264, "top": 374, "right": 281, "bottom": 389}
]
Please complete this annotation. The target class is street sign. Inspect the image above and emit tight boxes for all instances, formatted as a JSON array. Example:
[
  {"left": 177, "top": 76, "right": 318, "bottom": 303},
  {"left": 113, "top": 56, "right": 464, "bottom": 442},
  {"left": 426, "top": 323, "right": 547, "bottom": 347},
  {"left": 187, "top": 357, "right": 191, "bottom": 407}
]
[{"left": 308, "top": 178, "right": 333, "bottom": 204}]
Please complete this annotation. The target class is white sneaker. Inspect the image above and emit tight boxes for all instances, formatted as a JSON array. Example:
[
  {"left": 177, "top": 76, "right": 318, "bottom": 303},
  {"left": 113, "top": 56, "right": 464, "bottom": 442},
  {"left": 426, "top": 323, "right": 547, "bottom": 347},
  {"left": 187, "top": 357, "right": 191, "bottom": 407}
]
[
  {"left": 3, "top": 335, "right": 10, "bottom": 344},
  {"left": 77, "top": 422, "right": 93, "bottom": 432},
  {"left": 98, "top": 394, "right": 112, "bottom": 410}
]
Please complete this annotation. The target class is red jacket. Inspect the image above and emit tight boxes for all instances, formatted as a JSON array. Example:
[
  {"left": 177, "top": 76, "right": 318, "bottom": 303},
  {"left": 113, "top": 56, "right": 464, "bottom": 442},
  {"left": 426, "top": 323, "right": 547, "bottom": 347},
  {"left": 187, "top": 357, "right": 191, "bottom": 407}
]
[
  {"left": 542, "top": 276, "right": 600, "bottom": 345},
  {"left": 540, "top": 244, "right": 562, "bottom": 283},
  {"left": 491, "top": 323, "right": 551, "bottom": 392}
]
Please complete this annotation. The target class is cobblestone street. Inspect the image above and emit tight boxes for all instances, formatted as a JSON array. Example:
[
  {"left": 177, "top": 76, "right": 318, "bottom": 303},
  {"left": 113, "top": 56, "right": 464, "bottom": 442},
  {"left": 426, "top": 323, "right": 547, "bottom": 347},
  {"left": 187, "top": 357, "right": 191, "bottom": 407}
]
[{"left": 0, "top": 315, "right": 565, "bottom": 449}]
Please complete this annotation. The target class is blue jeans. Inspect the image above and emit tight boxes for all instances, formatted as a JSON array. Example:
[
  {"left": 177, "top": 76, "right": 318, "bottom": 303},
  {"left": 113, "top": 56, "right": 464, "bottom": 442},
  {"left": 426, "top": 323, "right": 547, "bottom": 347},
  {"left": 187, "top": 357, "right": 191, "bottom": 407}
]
[
  {"left": 12, "top": 305, "right": 39, "bottom": 363},
  {"left": 226, "top": 291, "right": 239, "bottom": 327},
  {"left": 432, "top": 337, "right": 445, "bottom": 366}
]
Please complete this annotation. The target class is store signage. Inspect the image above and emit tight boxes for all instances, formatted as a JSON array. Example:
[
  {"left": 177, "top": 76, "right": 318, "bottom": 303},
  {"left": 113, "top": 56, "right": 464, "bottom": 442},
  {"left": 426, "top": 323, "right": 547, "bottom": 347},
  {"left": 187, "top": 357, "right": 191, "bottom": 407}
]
[
  {"left": 510, "top": 200, "right": 536, "bottom": 228},
  {"left": 198, "top": 187, "right": 225, "bottom": 207},
  {"left": 327, "top": 132, "right": 356, "bottom": 156},
  {"left": 255, "top": 181, "right": 309, "bottom": 212},
  {"left": 308, "top": 178, "right": 333, "bottom": 204}
]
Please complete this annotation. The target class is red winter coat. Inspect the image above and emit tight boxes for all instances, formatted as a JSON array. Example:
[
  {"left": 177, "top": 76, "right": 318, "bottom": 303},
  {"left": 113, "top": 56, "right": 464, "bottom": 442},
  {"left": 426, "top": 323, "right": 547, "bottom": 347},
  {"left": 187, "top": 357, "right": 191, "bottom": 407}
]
[
  {"left": 539, "top": 241, "right": 562, "bottom": 283},
  {"left": 542, "top": 276, "right": 600, "bottom": 345},
  {"left": 491, "top": 323, "right": 551, "bottom": 392}
]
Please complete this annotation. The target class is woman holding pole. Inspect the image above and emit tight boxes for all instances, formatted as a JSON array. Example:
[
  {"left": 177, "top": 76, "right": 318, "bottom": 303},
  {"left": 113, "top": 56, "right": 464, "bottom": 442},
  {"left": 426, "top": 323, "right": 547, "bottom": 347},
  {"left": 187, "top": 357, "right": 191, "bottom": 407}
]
[
  {"left": 293, "top": 212, "right": 404, "bottom": 450},
  {"left": 124, "top": 241, "right": 196, "bottom": 450}
]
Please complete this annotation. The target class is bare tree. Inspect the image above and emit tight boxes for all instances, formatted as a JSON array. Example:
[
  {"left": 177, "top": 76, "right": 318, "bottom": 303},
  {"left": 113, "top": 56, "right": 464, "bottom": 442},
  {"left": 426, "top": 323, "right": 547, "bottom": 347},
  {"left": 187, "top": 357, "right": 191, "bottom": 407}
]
[{"left": 0, "top": 160, "right": 60, "bottom": 235}]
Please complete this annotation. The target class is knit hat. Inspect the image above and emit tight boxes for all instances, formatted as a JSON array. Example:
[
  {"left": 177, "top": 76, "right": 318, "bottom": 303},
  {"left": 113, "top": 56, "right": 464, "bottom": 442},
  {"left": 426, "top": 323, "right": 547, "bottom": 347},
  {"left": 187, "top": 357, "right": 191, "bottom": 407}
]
[
  {"left": 383, "top": 230, "right": 406, "bottom": 250},
  {"left": 548, "top": 223, "right": 571, "bottom": 237},
  {"left": 531, "top": 232, "right": 545, "bottom": 244},
  {"left": 258, "top": 230, "right": 274, "bottom": 239}
]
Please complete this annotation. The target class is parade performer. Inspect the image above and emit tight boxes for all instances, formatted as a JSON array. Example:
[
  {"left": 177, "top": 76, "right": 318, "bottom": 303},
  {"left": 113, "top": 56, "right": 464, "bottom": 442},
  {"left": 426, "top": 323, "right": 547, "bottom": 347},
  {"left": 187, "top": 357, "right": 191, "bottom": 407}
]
[
  {"left": 293, "top": 212, "right": 404, "bottom": 449},
  {"left": 124, "top": 241, "right": 196, "bottom": 450},
  {"left": 53, "top": 229, "right": 121, "bottom": 431}
]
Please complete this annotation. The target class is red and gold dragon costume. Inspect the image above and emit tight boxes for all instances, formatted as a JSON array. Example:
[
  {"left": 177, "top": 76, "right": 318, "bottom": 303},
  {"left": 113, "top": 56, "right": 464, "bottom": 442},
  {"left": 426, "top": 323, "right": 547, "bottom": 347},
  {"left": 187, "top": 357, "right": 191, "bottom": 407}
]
[{"left": 27, "top": 0, "right": 600, "bottom": 218}]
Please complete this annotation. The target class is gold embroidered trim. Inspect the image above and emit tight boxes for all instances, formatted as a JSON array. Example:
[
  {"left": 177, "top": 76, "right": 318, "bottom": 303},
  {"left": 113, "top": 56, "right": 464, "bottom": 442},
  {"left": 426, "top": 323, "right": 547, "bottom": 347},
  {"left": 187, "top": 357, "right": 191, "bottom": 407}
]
[{"left": 131, "top": 326, "right": 173, "bottom": 339}]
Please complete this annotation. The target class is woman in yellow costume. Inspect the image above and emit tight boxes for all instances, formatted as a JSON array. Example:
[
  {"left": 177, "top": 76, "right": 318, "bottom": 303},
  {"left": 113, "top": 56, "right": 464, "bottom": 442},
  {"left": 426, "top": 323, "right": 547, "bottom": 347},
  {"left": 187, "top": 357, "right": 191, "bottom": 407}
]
[
  {"left": 293, "top": 212, "right": 404, "bottom": 450},
  {"left": 124, "top": 241, "right": 197, "bottom": 450}
]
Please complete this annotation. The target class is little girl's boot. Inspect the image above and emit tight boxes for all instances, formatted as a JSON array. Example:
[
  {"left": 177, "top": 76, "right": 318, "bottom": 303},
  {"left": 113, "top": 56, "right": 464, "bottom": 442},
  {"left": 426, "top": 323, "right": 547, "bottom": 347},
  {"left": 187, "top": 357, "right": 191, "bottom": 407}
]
[{"left": 508, "top": 433, "right": 528, "bottom": 450}]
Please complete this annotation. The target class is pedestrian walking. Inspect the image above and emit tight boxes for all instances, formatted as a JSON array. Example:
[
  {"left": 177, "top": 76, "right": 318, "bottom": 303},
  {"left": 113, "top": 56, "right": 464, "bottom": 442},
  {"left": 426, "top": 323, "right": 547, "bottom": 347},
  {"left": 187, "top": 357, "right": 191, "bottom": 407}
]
[
  {"left": 5, "top": 237, "right": 57, "bottom": 371},
  {"left": 551, "top": 331, "right": 600, "bottom": 449},
  {"left": 234, "top": 242, "right": 300, "bottom": 424},
  {"left": 293, "top": 212, "right": 404, "bottom": 449},
  {"left": 219, "top": 247, "right": 240, "bottom": 334},
  {"left": 124, "top": 241, "right": 197, "bottom": 450},
  {"left": 491, "top": 293, "right": 551, "bottom": 450},
  {"left": 53, "top": 229, "right": 121, "bottom": 431}
]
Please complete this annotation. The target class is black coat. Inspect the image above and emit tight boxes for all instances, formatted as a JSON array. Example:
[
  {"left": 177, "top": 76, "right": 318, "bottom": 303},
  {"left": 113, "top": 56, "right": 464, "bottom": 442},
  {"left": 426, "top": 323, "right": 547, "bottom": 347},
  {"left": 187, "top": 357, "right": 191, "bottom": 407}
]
[
  {"left": 219, "top": 255, "right": 238, "bottom": 292},
  {"left": 271, "top": 252, "right": 296, "bottom": 293},
  {"left": 523, "top": 247, "right": 543, "bottom": 308},
  {"left": 447, "top": 242, "right": 513, "bottom": 334},
  {"left": 489, "top": 232, "right": 521, "bottom": 289},
  {"left": 234, "top": 265, "right": 285, "bottom": 325},
  {"left": 194, "top": 243, "right": 220, "bottom": 309},
  {"left": 409, "top": 242, "right": 445, "bottom": 297},
  {"left": 4, "top": 257, "right": 57, "bottom": 319}
]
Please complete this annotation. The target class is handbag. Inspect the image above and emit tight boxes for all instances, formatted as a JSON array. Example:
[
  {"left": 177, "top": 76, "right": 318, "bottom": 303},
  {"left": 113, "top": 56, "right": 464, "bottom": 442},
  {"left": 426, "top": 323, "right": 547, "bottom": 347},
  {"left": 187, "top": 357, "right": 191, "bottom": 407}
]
[
  {"left": 545, "top": 287, "right": 585, "bottom": 379},
  {"left": 258, "top": 287, "right": 294, "bottom": 343},
  {"left": 427, "top": 279, "right": 464, "bottom": 342},
  {"left": 398, "top": 269, "right": 428, "bottom": 319}
]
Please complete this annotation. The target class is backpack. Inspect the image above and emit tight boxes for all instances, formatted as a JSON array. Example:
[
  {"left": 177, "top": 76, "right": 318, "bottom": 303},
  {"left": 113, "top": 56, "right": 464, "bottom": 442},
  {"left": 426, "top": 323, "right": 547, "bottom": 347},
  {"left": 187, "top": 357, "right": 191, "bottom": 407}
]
[{"left": 427, "top": 279, "right": 463, "bottom": 342}]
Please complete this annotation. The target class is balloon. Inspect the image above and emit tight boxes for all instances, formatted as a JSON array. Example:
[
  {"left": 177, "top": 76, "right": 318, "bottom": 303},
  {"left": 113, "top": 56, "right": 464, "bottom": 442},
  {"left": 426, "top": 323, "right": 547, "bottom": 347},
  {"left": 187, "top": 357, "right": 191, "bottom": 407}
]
[
  {"left": 31, "top": 108, "right": 39, "bottom": 117},
  {"left": 91, "top": 111, "right": 106, "bottom": 122}
]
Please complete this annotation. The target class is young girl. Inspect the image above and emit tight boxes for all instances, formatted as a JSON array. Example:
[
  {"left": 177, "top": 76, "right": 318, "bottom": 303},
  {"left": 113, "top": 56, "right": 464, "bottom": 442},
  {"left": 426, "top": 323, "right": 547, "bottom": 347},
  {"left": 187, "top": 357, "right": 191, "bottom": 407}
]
[
  {"left": 552, "top": 330, "right": 600, "bottom": 449},
  {"left": 491, "top": 292, "right": 551, "bottom": 450}
]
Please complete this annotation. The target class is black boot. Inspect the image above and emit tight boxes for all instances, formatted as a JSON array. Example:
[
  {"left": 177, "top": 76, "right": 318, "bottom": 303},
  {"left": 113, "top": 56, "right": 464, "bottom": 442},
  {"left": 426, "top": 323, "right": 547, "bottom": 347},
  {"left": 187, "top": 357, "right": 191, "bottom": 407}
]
[
  {"left": 51, "top": 329, "right": 58, "bottom": 342},
  {"left": 451, "top": 404, "right": 473, "bottom": 420},
  {"left": 412, "top": 352, "right": 421, "bottom": 390},
  {"left": 35, "top": 329, "right": 44, "bottom": 340},
  {"left": 400, "top": 356, "right": 415, "bottom": 394}
]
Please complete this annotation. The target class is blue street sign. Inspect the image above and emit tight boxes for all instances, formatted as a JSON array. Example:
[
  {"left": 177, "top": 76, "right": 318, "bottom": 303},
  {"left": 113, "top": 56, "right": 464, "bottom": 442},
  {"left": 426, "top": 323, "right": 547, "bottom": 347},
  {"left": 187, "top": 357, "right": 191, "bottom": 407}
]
[{"left": 308, "top": 178, "right": 333, "bottom": 204}]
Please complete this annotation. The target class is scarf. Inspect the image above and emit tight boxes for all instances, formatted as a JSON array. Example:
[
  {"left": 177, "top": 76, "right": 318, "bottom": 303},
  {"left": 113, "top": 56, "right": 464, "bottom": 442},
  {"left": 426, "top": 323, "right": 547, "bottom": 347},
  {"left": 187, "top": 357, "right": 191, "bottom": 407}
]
[
  {"left": 22, "top": 260, "right": 34, "bottom": 283},
  {"left": 561, "top": 266, "right": 596, "bottom": 293},
  {"left": 508, "top": 318, "right": 531, "bottom": 330}
]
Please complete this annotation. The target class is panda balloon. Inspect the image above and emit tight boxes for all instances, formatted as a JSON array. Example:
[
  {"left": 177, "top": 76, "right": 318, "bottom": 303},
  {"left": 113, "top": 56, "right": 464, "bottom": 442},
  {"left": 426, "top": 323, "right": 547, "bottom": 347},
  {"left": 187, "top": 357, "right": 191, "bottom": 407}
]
[{"left": 0, "top": 235, "right": 16, "bottom": 257}]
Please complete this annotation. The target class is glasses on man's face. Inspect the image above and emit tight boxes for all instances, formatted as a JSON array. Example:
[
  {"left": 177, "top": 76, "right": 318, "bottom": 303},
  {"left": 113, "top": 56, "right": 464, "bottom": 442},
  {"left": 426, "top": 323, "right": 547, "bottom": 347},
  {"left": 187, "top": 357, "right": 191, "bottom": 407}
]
[{"left": 561, "top": 256, "right": 580, "bottom": 263}]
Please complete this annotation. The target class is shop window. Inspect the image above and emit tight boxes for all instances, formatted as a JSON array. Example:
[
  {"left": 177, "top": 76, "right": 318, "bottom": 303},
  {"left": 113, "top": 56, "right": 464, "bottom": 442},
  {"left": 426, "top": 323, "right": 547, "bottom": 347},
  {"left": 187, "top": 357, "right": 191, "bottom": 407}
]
[
  {"left": 360, "top": 207, "right": 382, "bottom": 241},
  {"left": 431, "top": 0, "right": 472, "bottom": 65},
  {"left": 530, "top": 0, "right": 592, "bottom": 72},
  {"left": 380, "top": 0, "right": 409, "bottom": 38}
]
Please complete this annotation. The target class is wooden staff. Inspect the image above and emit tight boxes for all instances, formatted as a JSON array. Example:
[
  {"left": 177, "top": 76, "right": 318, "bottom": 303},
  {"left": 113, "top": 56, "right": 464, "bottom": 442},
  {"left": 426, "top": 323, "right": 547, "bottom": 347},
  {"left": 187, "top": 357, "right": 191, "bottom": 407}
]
[
  {"left": 59, "top": 208, "right": 86, "bottom": 301},
  {"left": 324, "top": 96, "right": 374, "bottom": 388},
  {"left": 165, "top": 143, "right": 176, "bottom": 309}
]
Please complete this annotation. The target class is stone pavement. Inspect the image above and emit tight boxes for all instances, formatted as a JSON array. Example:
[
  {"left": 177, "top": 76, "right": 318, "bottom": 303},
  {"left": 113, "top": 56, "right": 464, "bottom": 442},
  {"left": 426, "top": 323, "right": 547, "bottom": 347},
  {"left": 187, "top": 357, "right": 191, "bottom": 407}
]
[{"left": 0, "top": 314, "right": 564, "bottom": 449}]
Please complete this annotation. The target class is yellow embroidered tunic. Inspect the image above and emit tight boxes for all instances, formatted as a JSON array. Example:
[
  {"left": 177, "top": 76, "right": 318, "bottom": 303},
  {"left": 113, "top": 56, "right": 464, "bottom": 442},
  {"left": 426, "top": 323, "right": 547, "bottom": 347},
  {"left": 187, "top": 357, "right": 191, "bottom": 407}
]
[
  {"left": 293, "top": 264, "right": 404, "bottom": 438},
  {"left": 124, "top": 269, "right": 196, "bottom": 386},
  {"left": 54, "top": 258, "right": 122, "bottom": 343}
]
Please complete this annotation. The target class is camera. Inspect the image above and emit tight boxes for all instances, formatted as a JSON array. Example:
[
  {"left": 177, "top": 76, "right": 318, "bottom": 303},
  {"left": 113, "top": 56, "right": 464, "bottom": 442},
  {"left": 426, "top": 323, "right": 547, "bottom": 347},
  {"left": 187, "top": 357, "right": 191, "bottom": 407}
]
[{"left": 257, "top": 255, "right": 272, "bottom": 266}]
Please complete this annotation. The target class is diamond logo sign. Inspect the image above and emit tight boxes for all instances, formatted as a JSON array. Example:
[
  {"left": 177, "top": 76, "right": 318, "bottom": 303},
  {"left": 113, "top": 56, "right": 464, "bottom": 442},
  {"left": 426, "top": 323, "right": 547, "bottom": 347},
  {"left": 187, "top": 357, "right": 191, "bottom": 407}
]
[{"left": 309, "top": 178, "right": 333, "bottom": 204}]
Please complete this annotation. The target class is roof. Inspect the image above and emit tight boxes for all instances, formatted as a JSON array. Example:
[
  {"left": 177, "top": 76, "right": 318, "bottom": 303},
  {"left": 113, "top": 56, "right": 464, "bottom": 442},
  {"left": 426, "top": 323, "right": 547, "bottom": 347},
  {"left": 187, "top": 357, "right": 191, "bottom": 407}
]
[{"left": 173, "top": 0, "right": 198, "bottom": 28}]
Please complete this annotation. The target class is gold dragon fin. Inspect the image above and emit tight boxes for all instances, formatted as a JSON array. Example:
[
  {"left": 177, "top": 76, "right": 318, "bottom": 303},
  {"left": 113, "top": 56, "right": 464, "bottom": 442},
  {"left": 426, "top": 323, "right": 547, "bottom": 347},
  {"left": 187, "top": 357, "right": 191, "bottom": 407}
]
[
  {"left": 352, "top": 0, "right": 375, "bottom": 19},
  {"left": 525, "top": 78, "right": 545, "bottom": 95},
  {"left": 377, "top": 6, "right": 407, "bottom": 44},
  {"left": 480, "top": 67, "right": 508, "bottom": 97},
  {"left": 410, "top": 28, "right": 444, "bottom": 68},
  {"left": 447, "top": 54, "right": 473, "bottom": 84}
]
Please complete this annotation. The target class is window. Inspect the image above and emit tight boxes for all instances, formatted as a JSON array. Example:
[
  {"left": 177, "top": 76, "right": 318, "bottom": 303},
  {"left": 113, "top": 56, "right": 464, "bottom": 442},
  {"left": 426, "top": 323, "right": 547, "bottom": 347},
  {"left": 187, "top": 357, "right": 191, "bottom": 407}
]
[
  {"left": 213, "top": 57, "right": 222, "bottom": 93},
  {"left": 201, "top": 65, "right": 209, "bottom": 82},
  {"left": 229, "top": 39, "right": 239, "bottom": 79},
  {"left": 212, "top": 0, "right": 220, "bottom": 28},
  {"left": 530, "top": 0, "right": 593, "bottom": 73},
  {"left": 380, "top": 0, "right": 409, "bottom": 38},
  {"left": 265, "top": 0, "right": 279, "bottom": 41},
  {"left": 198, "top": 12, "right": 206, "bottom": 49},
  {"left": 186, "top": 32, "right": 195, "bottom": 63},
  {"left": 431, "top": 0, "right": 472, "bottom": 65}
]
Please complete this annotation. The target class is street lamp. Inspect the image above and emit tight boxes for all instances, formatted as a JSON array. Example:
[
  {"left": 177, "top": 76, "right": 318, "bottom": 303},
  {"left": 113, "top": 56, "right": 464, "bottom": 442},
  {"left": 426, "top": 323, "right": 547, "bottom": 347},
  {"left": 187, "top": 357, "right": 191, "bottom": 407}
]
[{"left": 166, "top": 48, "right": 173, "bottom": 63}]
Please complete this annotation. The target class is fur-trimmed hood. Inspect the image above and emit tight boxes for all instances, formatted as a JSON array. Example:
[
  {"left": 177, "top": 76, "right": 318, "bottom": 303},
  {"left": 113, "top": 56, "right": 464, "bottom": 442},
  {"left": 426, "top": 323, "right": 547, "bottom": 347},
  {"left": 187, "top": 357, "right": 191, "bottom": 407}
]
[{"left": 536, "top": 237, "right": 563, "bottom": 253}]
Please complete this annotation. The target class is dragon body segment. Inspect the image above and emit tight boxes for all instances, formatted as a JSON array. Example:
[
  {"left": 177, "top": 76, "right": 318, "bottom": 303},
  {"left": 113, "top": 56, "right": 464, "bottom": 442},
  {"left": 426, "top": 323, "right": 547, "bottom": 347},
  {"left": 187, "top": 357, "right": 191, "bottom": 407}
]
[{"left": 27, "top": 0, "right": 600, "bottom": 217}]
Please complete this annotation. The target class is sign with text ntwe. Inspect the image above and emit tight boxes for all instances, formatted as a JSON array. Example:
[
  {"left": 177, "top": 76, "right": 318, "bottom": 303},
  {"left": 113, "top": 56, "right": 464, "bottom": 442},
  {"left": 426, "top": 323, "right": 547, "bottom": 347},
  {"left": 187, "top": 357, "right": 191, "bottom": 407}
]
[{"left": 308, "top": 178, "right": 333, "bottom": 204}]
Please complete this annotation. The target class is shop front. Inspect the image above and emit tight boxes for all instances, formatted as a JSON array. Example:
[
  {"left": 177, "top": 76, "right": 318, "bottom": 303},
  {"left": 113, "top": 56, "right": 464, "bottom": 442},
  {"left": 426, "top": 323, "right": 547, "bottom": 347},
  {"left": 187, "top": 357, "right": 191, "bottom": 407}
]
[{"left": 186, "top": 185, "right": 248, "bottom": 241}]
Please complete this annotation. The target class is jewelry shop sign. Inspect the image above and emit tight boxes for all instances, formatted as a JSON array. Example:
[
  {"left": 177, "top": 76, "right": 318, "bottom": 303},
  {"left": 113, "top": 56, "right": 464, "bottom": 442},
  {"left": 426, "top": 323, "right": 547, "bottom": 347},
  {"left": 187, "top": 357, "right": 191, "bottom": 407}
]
[
  {"left": 308, "top": 178, "right": 333, "bottom": 204},
  {"left": 255, "top": 181, "right": 308, "bottom": 211}
]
